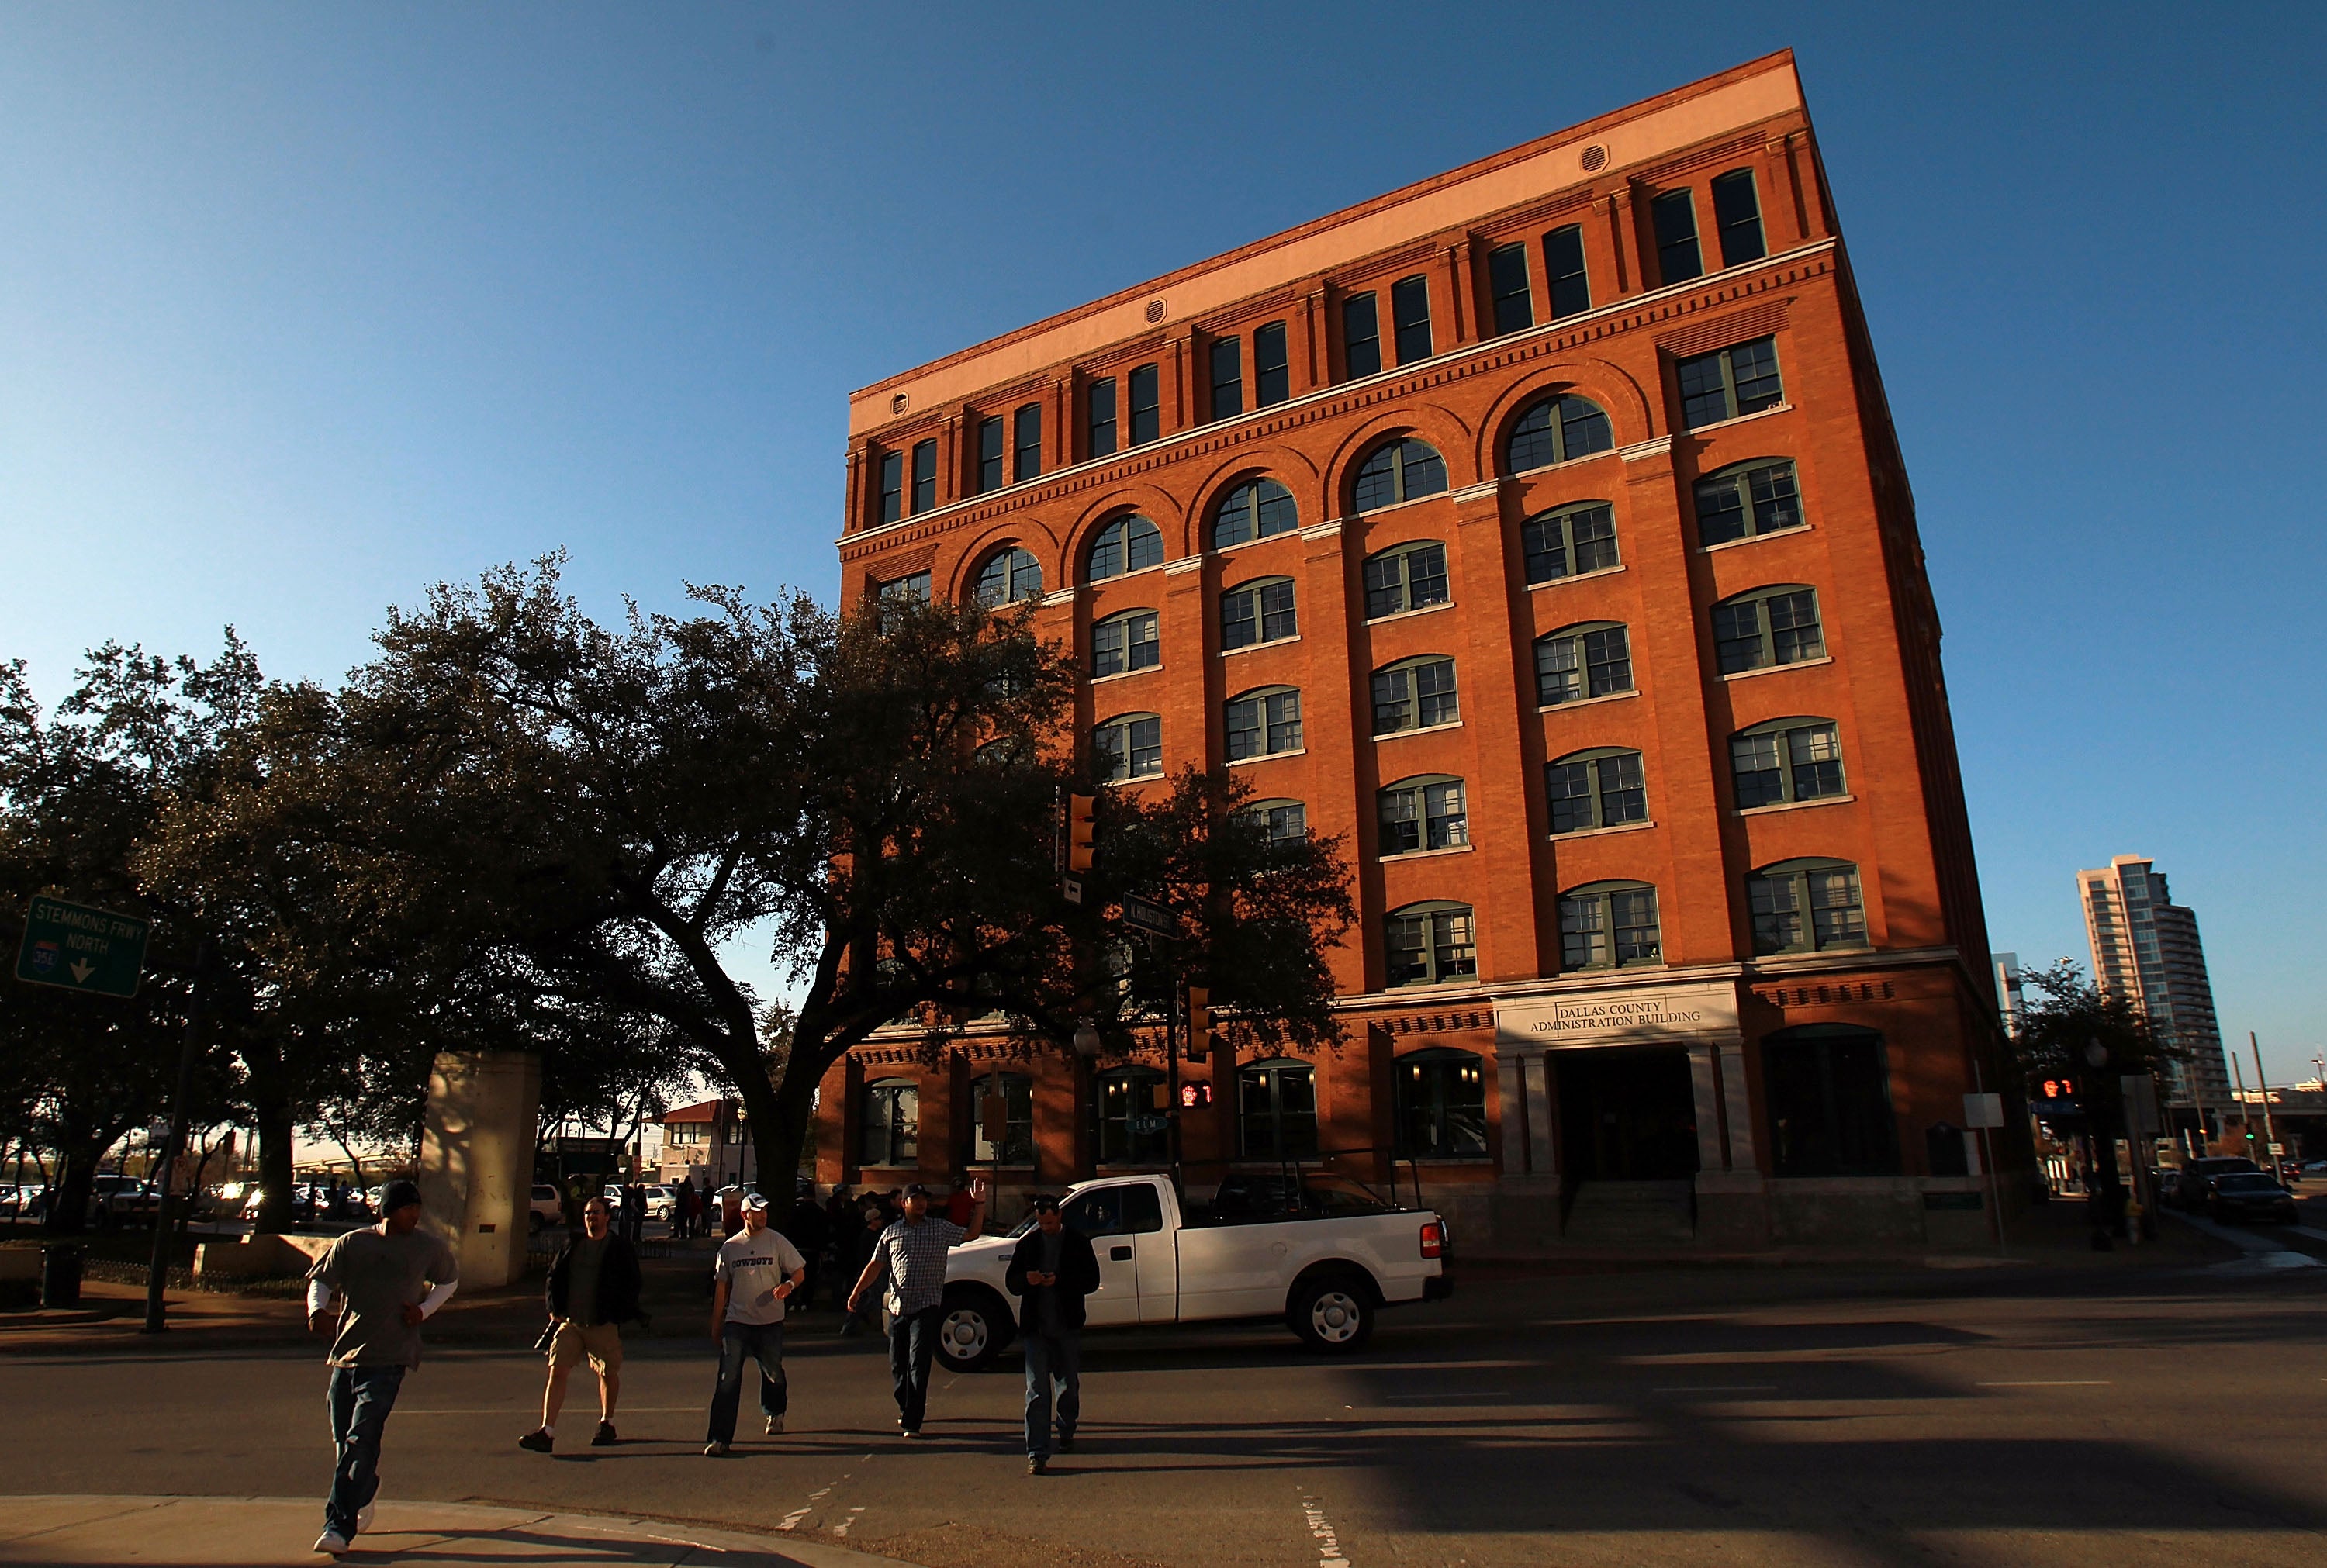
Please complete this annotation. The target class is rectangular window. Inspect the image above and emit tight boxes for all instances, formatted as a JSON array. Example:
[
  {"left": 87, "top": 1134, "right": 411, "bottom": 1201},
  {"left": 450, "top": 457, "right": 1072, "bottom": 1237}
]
[
  {"left": 1127, "top": 363, "right": 1160, "bottom": 445},
  {"left": 1374, "top": 658, "right": 1459, "bottom": 734},
  {"left": 909, "top": 439, "right": 937, "bottom": 513},
  {"left": 1256, "top": 802, "right": 1306, "bottom": 844},
  {"left": 1096, "top": 716, "right": 1163, "bottom": 781},
  {"left": 1391, "top": 275, "right": 1433, "bottom": 364},
  {"left": 1086, "top": 376, "right": 1117, "bottom": 458},
  {"left": 1341, "top": 292, "right": 1381, "bottom": 378},
  {"left": 1675, "top": 336, "right": 1784, "bottom": 429},
  {"left": 1651, "top": 189, "right": 1703, "bottom": 285},
  {"left": 1543, "top": 224, "right": 1589, "bottom": 319},
  {"left": 1711, "top": 168, "right": 1766, "bottom": 267},
  {"left": 1209, "top": 337, "right": 1243, "bottom": 420},
  {"left": 977, "top": 416, "right": 1005, "bottom": 492},
  {"left": 1221, "top": 579, "right": 1297, "bottom": 650},
  {"left": 1092, "top": 613, "right": 1160, "bottom": 678},
  {"left": 1252, "top": 321, "right": 1290, "bottom": 407},
  {"left": 1013, "top": 403, "right": 1042, "bottom": 482},
  {"left": 1226, "top": 690, "right": 1301, "bottom": 760},
  {"left": 1380, "top": 780, "right": 1468, "bottom": 855},
  {"left": 877, "top": 450, "right": 903, "bottom": 524},
  {"left": 1487, "top": 243, "right": 1533, "bottom": 335},
  {"left": 1764, "top": 1032, "right": 1898, "bottom": 1176},
  {"left": 970, "top": 1076, "right": 1035, "bottom": 1165},
  {"left": 1730, "top": 731, "right": 1787, "bottom": 809}
]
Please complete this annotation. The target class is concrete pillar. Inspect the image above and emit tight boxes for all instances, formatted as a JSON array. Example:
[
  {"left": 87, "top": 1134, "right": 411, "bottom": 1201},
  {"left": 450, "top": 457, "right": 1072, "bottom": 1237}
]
[
  {"left": 418, "top": 1049, "right": 541, "bottom": 1290},
  {"left": 1696, "top": 1034, "right": 1769, "bottom": 1247},
  {"left": 1525, "top": 1055, "right": 1558, "bottom": 1178},
  {"left": 1687, "top": 1043, "right": 1725, "bottom": 1171}
]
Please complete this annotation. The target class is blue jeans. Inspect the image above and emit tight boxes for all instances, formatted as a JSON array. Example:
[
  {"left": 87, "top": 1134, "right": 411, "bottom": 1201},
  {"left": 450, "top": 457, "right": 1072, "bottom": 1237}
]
[
  {"left": 324, "top": 1364, "right": 405, "bottom": 1539},
  {"left": 1022, "top": 1328, "right": 1081, "bottom": 1459},
  {"left": 889, "top": 1305, "right": 942, "bottom": 1432},
  {"left": 707, "top": 1321, "right": 787, "bottom": 1444}
]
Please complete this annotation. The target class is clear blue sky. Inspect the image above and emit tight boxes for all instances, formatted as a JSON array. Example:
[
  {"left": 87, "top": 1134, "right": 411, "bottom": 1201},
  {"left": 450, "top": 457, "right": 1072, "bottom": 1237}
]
[{"left": 4, "top": 5, "right": 2322, "bottom": 1079}]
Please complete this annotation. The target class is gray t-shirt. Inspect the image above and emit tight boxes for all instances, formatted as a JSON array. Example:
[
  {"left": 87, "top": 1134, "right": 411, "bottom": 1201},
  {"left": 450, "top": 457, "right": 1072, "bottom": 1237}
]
[
  {"left": 308, "top": 1225, "right": 460, "bottom": 1369},
  {"left": 714, "top": 1227, "right": 807, "bottom": 1326}
]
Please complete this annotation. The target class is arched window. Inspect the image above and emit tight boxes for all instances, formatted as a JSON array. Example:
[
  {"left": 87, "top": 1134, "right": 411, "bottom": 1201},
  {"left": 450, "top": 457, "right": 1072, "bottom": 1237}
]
[
  {"left": 1731, "top": 718, "right": 1845, "bottom": 808},
  {"left": 968, "top": 1072, "right": 1034, "bottom": 1166},
  {"left": 1095, "top": 1066, "right": 1169, "bottom": 1164},
  {"left": 1243, "top": 797, "right": 1308, "bottom": 844},
  {"left": 1212, "top": 478, "right": 1298, "bottom": 549},
  {"left": 1378, "top": 775, "right": 1468, "bottom": 855},
  {"left": 1545, "top": 748, "right": 1647, "bottom": 834},
  {"left": 860, "top": 1078, "right": 918, "bottom": 1167},
  {"left": 1713, "top": 585, "right": 1823, "bottom": 673},
  {"left": 1362, "top": 541, "right": 1450, "bottom": 618},
  {"left": 1352, "top": 437, "right": 1448, "bottom": 512},
  {"left": 1226, "top": 686, "right": 1303, "bottom": 761},
  {"left": 1371, "top": 656, "right": 1458, "bottom": 735},
  {"left": 1694, "top": 459, "right": 1803, "bottom": 547},
  {"left": 1763, "top": 1024, "right": 1898, "bottom": 1176},
  {"left": 1558, "top": 881, "right": 1661, "bottom": 969},
  {"left": 1747, "top": 858, "right": 1867, "bottom": 954},
  {"left": 1385, "top": 901, "right": 1476, "bottom": 989},
  {"left": 974, "top": 735, "right": 1029, "bottom": 768},
  {"left": 1092, "top": 713, "right": 1162, "bottom": 782},
  {"left": 1238, "top": 1059, "right": 1319, "bottom": 1159},
  {"left": 1504, "top": 394, "right": 1613, "bottom": 472},
  {"left": 1535, "top": 622, "right": 1633, "bottom": 706},
  {"left": 1395, "top": 1048, "right": 1489, "bottom": 1159},
  {"left": 1091, "top": 609, "right": 1160, "bottom": 678},
  {"left": 973, "top": 547, "right": 1042, "bottom": 607},
  {"left": 1221, "top": 576, "right": 1297, "bottom": 650},
  {"left": 1521, "top": 502, "right": 1620, "bottom": 584},
  {"left": 1086, "top": 514, "right": 1164, "bottom": 582}
]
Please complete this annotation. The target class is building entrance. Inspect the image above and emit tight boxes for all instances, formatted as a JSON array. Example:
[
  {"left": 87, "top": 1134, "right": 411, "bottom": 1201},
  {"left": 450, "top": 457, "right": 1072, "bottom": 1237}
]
[{"left": 1557, "top": 1046, "right": 1700, "bottom": 1182}]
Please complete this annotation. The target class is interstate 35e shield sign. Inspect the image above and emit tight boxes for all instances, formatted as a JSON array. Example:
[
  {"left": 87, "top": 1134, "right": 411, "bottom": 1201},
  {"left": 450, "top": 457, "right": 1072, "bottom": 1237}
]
[{"left": 13, "top": 896, "right": 150, "bottom": 998}]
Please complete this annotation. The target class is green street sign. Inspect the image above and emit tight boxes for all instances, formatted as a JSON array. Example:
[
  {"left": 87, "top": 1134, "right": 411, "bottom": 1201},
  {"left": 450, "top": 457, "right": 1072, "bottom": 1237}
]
[{"left": 14, "top": 896, "right": 149, "bottom": 998}]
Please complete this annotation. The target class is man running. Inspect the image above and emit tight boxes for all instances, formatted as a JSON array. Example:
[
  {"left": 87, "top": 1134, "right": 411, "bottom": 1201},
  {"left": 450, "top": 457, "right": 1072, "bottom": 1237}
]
[
  {"left": 845, "top": 1177, "right": 987, "bottom": 1438},
  {"left": 304, "top": 1179, "right": 458, "bottom": 1556},
  {"left": 704, "top": 1191, "right": 807, "bottom": 1456},
  {"left": 1004, "top": 1193, "right": 1100, "bottom": 1474},
  {"left": 517, "top": 1194, "right": 641, "bottom": 1453}
]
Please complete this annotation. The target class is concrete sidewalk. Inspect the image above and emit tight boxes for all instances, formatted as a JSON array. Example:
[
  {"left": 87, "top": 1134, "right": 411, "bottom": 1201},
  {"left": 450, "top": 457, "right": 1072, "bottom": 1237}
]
[{"left": 0, "top": 1496, "right": 916, "bottom": 1566}]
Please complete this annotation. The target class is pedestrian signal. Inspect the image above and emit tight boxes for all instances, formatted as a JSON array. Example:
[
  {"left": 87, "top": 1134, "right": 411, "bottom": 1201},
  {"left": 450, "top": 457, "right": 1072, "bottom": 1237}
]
[{"left": 1180, "top": 1083, "right": 1212, "bottom": 1110}]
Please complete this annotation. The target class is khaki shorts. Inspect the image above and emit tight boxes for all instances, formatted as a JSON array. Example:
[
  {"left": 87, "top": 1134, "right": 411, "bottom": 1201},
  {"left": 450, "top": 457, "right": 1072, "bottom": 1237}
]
[{"left": 548, "top": 1318, "right": 623, "bottom": 1376}]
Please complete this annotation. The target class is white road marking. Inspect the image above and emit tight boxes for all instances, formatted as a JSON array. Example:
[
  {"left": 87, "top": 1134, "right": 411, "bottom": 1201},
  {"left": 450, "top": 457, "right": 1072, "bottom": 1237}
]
[
  {"left": 833, "top": 1505, "right": 865, "bottom": 1539},
  {"left": 399, "top": 1406, "right": 701, "bottom": 1415},
  {"left": 1977, "top": 1380, "right": 2111, "bottom": 1387},
  {"left": 1300, "top": 1493, "right": 1351, "bottom": 1568},
  {"left": 776, "top": 1471, "right": 850, "bottom": 1532},
  {"left": 1652, "top": 1385, "right": 1779, "bottom": 1394}
]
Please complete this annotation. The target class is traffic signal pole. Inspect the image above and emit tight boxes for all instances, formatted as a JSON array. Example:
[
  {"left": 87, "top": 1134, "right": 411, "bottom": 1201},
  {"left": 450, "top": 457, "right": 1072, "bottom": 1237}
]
[{"left": 143, "top": 939, "right": 209, "bottom": 1335}]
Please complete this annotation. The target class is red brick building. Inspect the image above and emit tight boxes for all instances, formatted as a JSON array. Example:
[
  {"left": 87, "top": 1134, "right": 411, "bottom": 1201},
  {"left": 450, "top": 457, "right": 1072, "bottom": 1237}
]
[{"left": 812, "top": 51, "right": 2010, "bottom": 1249}]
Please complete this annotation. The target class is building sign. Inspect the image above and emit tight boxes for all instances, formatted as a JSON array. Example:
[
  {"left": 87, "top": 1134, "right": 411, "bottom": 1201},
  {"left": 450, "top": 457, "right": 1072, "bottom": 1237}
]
[{"left": 1493, "top": 981, "right": 1738, "bottom": 1051}]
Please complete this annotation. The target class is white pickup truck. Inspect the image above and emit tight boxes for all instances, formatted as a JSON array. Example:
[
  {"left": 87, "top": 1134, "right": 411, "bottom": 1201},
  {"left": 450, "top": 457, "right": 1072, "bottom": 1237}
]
[{"left": 934, "top": 1171, "right": 1450, "bottom": 1370}]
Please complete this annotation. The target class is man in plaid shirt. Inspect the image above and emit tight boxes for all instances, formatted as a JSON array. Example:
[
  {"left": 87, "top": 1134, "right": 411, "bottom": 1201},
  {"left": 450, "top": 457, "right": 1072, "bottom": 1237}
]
[{"left": 848, "top": 1176, "right": 987, "bottom": 1437}]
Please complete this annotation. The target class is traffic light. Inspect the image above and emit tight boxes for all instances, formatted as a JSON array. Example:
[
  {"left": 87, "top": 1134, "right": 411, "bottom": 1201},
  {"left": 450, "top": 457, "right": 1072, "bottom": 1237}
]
[
  {"left": 1185, "top": 986, "right": 1211, "bottom": 1062},
  {"left": 1067, "top": 793, "right": 1096, "bottom": 874}
]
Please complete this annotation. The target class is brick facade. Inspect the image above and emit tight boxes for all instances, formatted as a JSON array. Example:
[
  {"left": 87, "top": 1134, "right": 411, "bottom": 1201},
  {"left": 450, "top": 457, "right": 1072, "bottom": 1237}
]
[{"left": 813, "top": 51, "right": 2011, "bottom": 1250}]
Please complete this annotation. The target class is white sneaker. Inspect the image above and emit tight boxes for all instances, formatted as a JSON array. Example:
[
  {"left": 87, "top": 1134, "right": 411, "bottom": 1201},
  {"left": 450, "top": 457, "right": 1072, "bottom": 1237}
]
[
  {"left": 765, "top": 1414, "right": 784, "bottom": 1435},
  {"left": 313, "top": 1529, "right": 350, "bottom": 1556},
  {"left": 356, "top": 1503, "right": 374, "bottom": 1534}
]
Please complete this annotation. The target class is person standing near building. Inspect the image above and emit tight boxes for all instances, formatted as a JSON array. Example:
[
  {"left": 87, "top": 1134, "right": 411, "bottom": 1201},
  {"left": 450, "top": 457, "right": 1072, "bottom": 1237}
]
[
  {"left": 303, "top": 1179, "right": 458, "bottom": 1556},
  {"left": 517, "top": 1195, "right": 641, "bottom": 1454},
  {"left": 784, "top": 1188, "right": 830, "bottom": 1313},
  {"left": 621, "top": 1183, "right": 647, "bottom": 1244},
  {"left": 1004, "top": 1194, "right": 1100, "bottom": 1473},
  {"left": 703, "top": 1192, "right": 807, "bottom": 1456},
  {"left": 845, "top": 1177, "right": 987, "bottom": 1438}
]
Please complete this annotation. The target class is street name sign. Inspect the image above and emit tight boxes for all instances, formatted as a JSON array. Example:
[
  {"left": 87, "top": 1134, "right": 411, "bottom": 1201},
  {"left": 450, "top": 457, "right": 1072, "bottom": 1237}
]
[
  {"left": 1120, "top": 895, "right": 1177, "bottom": 937},
  {"left": 14, "top": 896, "right": 149, "bottom": 997}
]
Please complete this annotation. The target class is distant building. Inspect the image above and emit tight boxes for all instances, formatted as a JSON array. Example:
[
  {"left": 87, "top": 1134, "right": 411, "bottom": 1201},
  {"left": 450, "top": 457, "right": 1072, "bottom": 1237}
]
[
  {"left": 2079, "top": 856, "right": 2230, "bottom": 1121},
  {"left": 655, "top": 1098, "right": 756, "bottom": 1187},
  {"left": 1991, "top": 953, "right": 2025, "bottom": 1040}
]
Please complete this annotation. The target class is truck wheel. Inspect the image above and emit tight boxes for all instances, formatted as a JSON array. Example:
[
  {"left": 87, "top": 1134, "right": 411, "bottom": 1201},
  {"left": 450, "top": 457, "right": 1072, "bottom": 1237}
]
[
  {"left": 935, "top": 1287, "right": 1009, "bottom": 1373},
  {"left": 1290, "top": 1274, "right": 1375, "bottom": 1353}
]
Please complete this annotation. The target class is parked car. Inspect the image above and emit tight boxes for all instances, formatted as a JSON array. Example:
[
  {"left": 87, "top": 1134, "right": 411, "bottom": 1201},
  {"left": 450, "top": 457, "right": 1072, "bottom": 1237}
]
[
  {"left": 88, "top": 1175, "right": 161, "bottom": 1226},
  {"left": 528, "top": 1183, "right": 565, "bottom": 1231},
  {"left": 2173, "top": 1157, "right": 2260, "bottom": 1211},
  {"left": 931, "top": 1172, "right": 1450, "bottom": 1373},
  {"left": 641, "top": 1185, "right": 676, "bottom": 1222},
  {"left": 2208, "top": 1172, "right": 2301, "bottom": 1226}
]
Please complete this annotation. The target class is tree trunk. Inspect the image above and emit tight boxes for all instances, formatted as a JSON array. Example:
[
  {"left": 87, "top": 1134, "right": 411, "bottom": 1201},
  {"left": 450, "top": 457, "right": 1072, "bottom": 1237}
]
[
  {"left": 42, "top": 1137, "right": 104, "bottom": 1236},
  {"left": 253, "top": 1094, "right": 298, "bottom": 1235}
]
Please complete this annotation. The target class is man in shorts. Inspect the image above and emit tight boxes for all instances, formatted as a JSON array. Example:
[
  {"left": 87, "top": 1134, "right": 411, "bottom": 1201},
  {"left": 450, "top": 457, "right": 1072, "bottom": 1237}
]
[
  {"left": 704, "top": 1191, "right": 807, "bottom": 1456},
  {"left": 304, "top": 1179, "right": 459, "bottom": 1556},
  {"left": 518, "top": 1194, "right": 642, "bottom": 1453}
]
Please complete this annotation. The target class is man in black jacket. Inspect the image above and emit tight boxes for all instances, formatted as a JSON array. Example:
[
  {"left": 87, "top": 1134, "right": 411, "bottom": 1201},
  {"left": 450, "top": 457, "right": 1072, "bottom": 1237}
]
[
  {"left": 1004, "top": 1194, "right": 1101, "bottom": 1473},
  {"left": 518, "top": 1196, "right": 643, "bottom": 1453}
]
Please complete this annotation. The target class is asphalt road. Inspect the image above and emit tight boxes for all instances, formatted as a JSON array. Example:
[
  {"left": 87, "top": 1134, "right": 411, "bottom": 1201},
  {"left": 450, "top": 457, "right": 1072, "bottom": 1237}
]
[{"left": 6, "top": 1240, "right": 2326, "bottom": 1568}]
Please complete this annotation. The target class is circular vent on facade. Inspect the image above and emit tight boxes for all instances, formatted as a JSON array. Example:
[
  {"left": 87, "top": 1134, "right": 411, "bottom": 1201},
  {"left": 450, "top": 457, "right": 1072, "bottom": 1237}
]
[
  {"left": 1580, "top": 143, "right": 1608, "bottom": 172},
  {"left": 1145, "top": 298, "right": 1167, "bottom": 324},
  {"left": 891, "top": 392, "right": 909, "bottom": 415}
]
